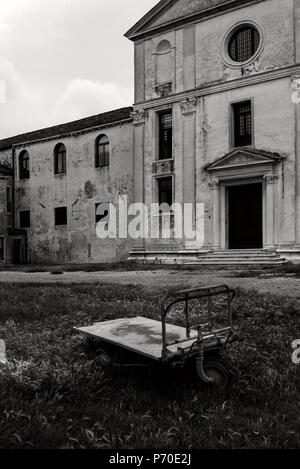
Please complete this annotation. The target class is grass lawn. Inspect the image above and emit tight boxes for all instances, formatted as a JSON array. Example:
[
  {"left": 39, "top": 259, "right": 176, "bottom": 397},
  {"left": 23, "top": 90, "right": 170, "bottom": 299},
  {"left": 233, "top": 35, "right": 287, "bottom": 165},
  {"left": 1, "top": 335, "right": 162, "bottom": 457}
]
[{"left": 0, "top": 282, "right": 299, "bottom": 449}]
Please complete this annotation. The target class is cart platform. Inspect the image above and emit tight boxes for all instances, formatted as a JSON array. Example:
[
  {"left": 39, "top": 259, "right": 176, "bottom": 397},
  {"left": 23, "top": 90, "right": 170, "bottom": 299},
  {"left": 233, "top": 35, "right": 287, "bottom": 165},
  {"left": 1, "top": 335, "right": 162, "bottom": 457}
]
[
  {"left": 75, "top": 316, "right": 228, "bottom": 361},
  {"left": 75, "top": 317, "right": 193, "bottom": 360}
]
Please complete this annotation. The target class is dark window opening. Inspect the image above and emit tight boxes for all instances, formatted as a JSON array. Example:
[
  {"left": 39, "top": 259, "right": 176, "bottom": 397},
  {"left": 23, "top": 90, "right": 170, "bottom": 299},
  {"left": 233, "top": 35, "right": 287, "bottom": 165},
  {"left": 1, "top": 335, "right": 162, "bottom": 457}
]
[
  {"left": 232, "top": 100, "right": 252, "bottom": 147},
  {"left": 158, "top": 177, "right": 173, "bottom": 211},
  {"left": 19, "top": 210, "right": 30, "bottom": 228},
  {"left": 54, "top": 143, "right": 67, "bottom": 175},
  {"left": 6, "top": 187, "right": 12, "bottom": 214},
  {"left": 229, "top": 26, "right": 260, "bottom": 63},
  {"left": 95, "top": 135, "right": 110, "bottom": 168},
  {"left": 95, "top": 203, "right": 110, "bottom": 223},
  {"left": 19, "top": 151, "right": 30, "bottom": 179},
  {"left": 159, "top": 111, "right": 172, "bottom": 160},
  {"left": 55, "top": 207, "right": 67, "bottom": 226},
  {"left": 0, "top": 237, "right": 4, "bottom": 261}
]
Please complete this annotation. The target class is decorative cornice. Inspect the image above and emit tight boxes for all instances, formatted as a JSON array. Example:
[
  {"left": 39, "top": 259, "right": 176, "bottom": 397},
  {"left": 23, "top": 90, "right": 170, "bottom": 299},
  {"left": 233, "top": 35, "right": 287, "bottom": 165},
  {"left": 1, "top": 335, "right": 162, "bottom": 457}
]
[
  {"left": 125, "top": 0, "right": 266, "bottom": 42},
  {"left": 152, "top": 159, "right": 174, "bottom": 175},
  {"left": 208, "top": 178, "right": 219, "bottom": 190},
  {"left": 180, "top": 96, "right": 197, "bottom": 115},
  {"left": 291, "top": 75, "right": 300, "bottom": 104},
  {"left": 134, "top": 64, "right": 300, "bottom": 109},
  {"left": 131, "top": 109, "right": 146, "bottom": 126},
  {"left": 155, "top": 83, "right": 172, "bottom": 98},
  {"left": 263, "top": 172, "right": 279, "bottom": 184}
]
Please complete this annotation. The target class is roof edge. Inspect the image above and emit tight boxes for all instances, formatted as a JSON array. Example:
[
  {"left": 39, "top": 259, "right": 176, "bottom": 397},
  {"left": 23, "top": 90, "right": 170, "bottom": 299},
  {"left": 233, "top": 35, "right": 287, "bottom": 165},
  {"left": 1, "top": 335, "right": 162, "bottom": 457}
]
[{"left": 0, "top": 106, "right": 133, "bottom": 151}]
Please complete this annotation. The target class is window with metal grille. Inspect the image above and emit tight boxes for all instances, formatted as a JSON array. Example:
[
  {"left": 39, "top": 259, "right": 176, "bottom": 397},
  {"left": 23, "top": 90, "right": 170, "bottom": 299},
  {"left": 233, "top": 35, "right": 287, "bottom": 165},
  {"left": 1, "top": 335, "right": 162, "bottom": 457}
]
[
  {"left": 159, "top": 111, "right": 173, "bottom": 160},
  {"left": 95, "top": 135, "right": 110, "bottom": 168},
  {"left": 229, "top": 26, "right": 260, "bottom": 63},
  {"left": 19, "top": 211, "right": 30, "bottom": 228},
  {"left": 232, "top": 100, "right": 252, "bottom": 147},
  {"left": 19, "top": 151, "right": 30, "bottom": 179},
  {"left": 55, "top": 207, "right": 67, "bottom": 226},
  {"left": 158, "top": 177, "right": 173, "bottom": 210},
  {"left": 54, "top": 143, "right": 67, "bottom": 175},
  {"left": 0, "top": 237, "right": 4, "bottom": 260}
]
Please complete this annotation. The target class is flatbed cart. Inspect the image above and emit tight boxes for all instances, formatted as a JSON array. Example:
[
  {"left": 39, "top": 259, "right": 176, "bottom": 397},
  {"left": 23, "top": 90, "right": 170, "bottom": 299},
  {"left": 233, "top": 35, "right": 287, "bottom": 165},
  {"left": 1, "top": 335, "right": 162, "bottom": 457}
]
[{"left": 74, "top": 285, "right": 236, "bottom": 387}]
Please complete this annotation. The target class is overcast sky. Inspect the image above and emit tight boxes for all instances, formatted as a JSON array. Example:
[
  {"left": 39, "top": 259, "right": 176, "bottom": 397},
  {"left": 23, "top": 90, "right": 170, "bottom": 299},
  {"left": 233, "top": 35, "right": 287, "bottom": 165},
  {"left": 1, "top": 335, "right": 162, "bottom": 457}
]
[{"left": 0, "top": 0, "right": 158, "bottom": 139}]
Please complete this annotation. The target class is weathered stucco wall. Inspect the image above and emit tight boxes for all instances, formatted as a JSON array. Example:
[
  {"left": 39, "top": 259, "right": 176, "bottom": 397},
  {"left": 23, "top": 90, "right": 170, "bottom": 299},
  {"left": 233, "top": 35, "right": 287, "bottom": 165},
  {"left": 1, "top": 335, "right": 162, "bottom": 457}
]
[
  {"left": 135, "top": 0, "right": 295, "bottom": 103},
  {"left": 0, "top": 173, "right": 13, "bottom": 263},
  {"left": 140, "top": 75, "right": 296, "bottom": 249},
  {"left": 15, "top": 122, "right": 134, "bottom": 264},
  {"left": 0, "top": 149, "right": 12, "bottom": 168}
]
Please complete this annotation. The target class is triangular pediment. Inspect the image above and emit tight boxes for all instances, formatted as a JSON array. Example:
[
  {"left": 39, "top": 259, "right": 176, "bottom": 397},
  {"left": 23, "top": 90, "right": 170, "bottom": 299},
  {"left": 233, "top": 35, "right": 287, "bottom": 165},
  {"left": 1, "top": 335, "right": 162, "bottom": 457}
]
[
  {"left": 206, "top": 148, "right": 283, "bottom": 171},
  {"left": 125, "top": 0, "right": 260, "bottom": 41}
]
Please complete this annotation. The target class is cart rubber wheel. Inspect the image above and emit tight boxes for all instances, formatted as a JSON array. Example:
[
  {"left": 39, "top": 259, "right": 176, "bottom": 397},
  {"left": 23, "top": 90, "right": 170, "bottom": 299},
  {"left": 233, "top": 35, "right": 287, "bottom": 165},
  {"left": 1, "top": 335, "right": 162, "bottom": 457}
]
[
  {"left": 97, "top": 348, "right": 111, "bottom": 367},
  {"left": 196, "top": 360, "right": 230, "bottom": 389}
]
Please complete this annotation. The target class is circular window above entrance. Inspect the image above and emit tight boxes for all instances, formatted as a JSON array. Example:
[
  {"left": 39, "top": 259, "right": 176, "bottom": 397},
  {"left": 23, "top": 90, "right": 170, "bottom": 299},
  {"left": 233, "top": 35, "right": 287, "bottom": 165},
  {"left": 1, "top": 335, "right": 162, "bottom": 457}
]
[{"left": 222, "top": 21, "right": 264, "bottom": 68}]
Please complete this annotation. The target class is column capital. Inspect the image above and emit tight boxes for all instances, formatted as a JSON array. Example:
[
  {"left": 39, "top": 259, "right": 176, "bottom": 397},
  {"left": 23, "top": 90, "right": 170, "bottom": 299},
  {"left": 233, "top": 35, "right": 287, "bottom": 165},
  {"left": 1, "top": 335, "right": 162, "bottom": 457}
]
[
  {"left": 131, "top": 109, "right": 146, "bottom": 126},
  {"left": 208, "top": 178, "right": 219, "bottom": 190},
  {"left": 291, "top": 75, "right": 300, "bottom": 104},
  {"left": 180, "top": 96, "right": 197, "bottom": 115},
  {"left": 263, "top": 172, "right": 279, "bottom": 184}
]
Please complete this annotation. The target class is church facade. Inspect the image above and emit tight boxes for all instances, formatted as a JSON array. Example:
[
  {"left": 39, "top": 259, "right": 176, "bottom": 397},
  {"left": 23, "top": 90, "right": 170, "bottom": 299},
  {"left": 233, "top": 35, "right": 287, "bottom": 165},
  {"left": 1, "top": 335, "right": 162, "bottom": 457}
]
[{"left": 1, "top": 0, "right": 300, "bottom": 264}]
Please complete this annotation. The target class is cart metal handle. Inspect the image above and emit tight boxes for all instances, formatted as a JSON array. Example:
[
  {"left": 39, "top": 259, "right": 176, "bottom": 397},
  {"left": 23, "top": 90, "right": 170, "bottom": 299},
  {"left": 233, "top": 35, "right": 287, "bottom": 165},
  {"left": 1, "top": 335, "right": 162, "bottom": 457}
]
[{"left": 161, "top": 285, "right": 235, "bottom": 362}]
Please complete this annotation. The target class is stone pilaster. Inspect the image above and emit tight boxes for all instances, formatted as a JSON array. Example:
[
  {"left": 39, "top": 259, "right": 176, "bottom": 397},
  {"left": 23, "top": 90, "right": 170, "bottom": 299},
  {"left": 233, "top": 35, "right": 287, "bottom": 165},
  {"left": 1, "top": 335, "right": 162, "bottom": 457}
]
[
  {"left": 209, "top": 178, "right": 220, "bottom": 249},
  {"left": 263, "top": 172, "right": 278, "bottom": 249}
]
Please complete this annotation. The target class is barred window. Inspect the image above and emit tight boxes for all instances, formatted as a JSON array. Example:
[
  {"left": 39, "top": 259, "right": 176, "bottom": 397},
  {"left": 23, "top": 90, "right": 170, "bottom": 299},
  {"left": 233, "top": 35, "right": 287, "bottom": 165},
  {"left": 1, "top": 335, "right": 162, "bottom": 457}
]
[
  {"left": 95, "top": 135, "right": 110, "bottom": 168},
  {"left": 229, "top": 26, "right": 260, "bottom": 63},
  {"left": 54, "top": 143, "right": 67, "bottom": 175},
  {"left": 159, "top": 111, "right": 172, "bottom": 160},
  {"left": 232, "top": 100, "right": 252, "bottom": 147},
  {"left": 19, "top": 150, "right": 30, "bottom": 179}
]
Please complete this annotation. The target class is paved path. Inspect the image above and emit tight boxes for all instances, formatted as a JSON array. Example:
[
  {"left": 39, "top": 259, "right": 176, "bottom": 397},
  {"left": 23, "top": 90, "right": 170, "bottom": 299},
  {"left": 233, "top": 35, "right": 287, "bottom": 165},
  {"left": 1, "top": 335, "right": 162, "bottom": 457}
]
[{"left": 0, "top": 270, "right": 299, "bottom": 301}]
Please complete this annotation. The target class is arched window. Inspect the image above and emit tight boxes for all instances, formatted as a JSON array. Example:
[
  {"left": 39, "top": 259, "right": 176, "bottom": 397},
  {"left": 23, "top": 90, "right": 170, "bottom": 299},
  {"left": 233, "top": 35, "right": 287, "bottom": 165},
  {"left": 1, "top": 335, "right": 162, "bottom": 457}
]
[
  {"left": 228, "top": 26, "right": 260, "bottom": 63},
  {"left": 95, "top": 135, "right": 110, "bottom": 168},
  {"left": 19, "top": 150, "right": 30, "bottom": 179},
  {"left": 54, "top": 143, "right": 67, "bottom": 175}
]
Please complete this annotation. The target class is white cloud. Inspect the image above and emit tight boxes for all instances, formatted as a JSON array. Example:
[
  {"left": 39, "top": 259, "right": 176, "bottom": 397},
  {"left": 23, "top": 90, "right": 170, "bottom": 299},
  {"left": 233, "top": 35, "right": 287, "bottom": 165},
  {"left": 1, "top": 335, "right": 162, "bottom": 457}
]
[
  {"left": 51, "top": 78, "right": 133, "bottom": 124},
  {"left": 0, "top": 0, "right": 158, "bottom": 137},
  {"left": 0, "top": 58, "right": 42, "bottom": 137}
]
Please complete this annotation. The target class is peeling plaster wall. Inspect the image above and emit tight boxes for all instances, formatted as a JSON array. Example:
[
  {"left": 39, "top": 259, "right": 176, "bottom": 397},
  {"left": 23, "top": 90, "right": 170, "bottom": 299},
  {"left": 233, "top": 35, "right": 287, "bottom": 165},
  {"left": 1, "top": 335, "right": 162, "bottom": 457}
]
[
  {"left": 135, "top": 0, "right": 295, "bottom": 102},
  {"left": 196, "top": 78, "right": 296, "bottom": 247},
  {"left": 0, "top": 174, "right": 13, "bottom": 263},
  {"left": 0, "top": 149, "right": 12, "bottom": 168},
  {"left": 14, "top": 122, "right": 134, "bottom": 264}
]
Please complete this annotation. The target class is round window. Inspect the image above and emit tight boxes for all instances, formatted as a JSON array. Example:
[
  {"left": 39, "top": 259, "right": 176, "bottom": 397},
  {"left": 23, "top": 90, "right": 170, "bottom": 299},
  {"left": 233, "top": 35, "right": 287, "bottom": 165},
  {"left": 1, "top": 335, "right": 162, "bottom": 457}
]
[{"left": 228, "top": 25, "right": 260, "bottom": 63}]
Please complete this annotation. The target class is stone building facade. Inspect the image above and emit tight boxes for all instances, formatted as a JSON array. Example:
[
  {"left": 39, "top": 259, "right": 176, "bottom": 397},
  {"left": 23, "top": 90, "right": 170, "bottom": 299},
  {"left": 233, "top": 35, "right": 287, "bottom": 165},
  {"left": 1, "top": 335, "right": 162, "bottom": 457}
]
[
  {"left": 0, "top": 108, "right": 134, "bottom": 264},
  {"left": 1, "top": 0, "right": 300, "bottom": 264},
  {"left": 126, "top": 0, "right": 300, "bottom": 263}
]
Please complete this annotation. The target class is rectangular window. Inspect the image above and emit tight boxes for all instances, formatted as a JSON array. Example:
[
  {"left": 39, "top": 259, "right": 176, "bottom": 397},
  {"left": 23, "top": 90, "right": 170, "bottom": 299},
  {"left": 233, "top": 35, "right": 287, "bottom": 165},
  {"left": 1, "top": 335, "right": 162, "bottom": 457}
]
[
  {"left": 158, "top": 177, "right": 173, "bottom": 210},
  {"left": 232, "top": 100, "right": 252, "bottom": 147},
  {"left": 95, "top": 203, "right": 110, "bottom": 223},
  {"left": 55, "top": 207, "right": 67, "bottom": 226},
  {"left": 6, "top": 187, "right": 12, "bottom": 214},
  {"left": 0, "top": 237, "right": 4, "bottom": 261},
  {"left": 19, "top": 210, "right": 31, "bottom": 228},
  {"left": 159, "top": 111, "right": 173, "bottom": 160}
]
